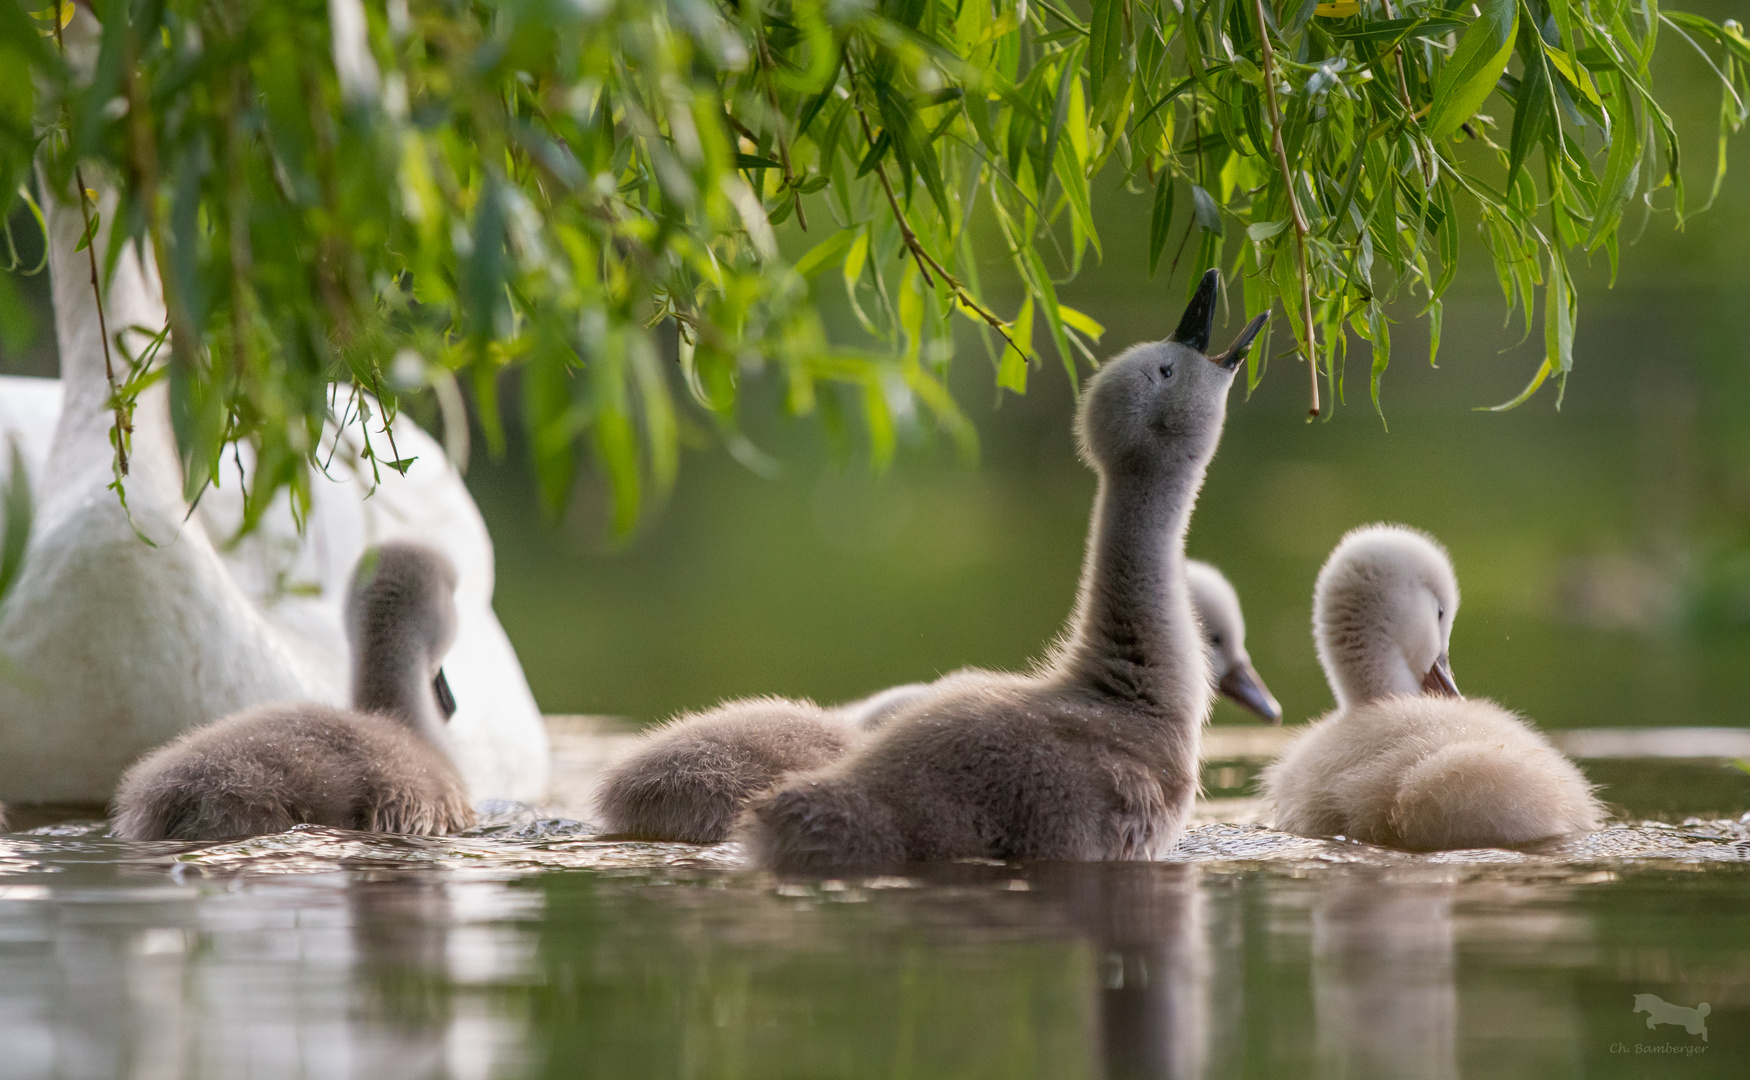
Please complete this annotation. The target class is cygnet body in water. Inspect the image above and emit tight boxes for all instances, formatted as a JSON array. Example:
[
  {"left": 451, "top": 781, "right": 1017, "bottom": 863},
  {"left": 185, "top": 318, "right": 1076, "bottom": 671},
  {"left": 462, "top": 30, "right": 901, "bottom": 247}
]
[
  {"left": 739, "top": 272, "right": 1266, "bottom": 871},
  {"left": 595, "top": 558, "right": 1281, "bottom": 844},
  {"left": 1260, "top": 525, "right": 1602, "bottom": 850},
  {"left": 112, "top": 543, "right": 474, "bottom": 840}
]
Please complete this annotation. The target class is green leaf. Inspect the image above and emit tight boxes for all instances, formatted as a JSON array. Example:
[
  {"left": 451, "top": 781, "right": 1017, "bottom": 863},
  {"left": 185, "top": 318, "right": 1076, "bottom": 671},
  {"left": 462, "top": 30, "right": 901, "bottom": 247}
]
[
  {"left": 1190, "top": 184, "right": 1224, "bottom": 236},
  {"left": 1427, "top": 0, "right": 1519, "bottom": 140},
  {"left": 793, "top": 228, "right": 855, "bottom": 279},
  {"left": 593, "top": 407, "right": 641, "bottom": 538},
  {"left": 1089, "top": 0, "right": 1127, "bottom": 109},
  {"left": 1587, "top": 70, "right": 1643, "bottom": 251},
  {"left": 998, "top": 297, "right": 1033, "bottom": 393},
  {"left": 1148, "top": 172, "right": 1175, "bottom": 276},
  {"left": 1507, "top": 30, "right": 1552, "bottom": 188},
  {"left": 1059, "top": 304, "right": 1105, "bottom": 341},
  {"left": 1331, "top": 17, "right": 1465, "bottom": 47}
]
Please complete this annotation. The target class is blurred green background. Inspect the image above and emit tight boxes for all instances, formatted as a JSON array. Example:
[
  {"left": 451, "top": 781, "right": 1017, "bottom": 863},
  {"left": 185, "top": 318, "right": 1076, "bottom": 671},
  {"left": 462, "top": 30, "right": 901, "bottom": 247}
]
[{"left": 6, "top": 3, "right": 1750, "bottom": 732}]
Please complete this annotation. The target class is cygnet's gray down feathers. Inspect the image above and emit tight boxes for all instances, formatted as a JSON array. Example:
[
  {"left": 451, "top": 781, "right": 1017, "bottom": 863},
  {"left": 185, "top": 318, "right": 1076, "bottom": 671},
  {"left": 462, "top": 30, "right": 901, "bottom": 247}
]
[
  {"left": 596, "top": 697, "right": 854, "bottom": 843},
  {"left": 112, "top": 542, "right": 474, "bottom": 840},
  {"left": 742, "top": 272, "right": 1268, "bottom": 871}
]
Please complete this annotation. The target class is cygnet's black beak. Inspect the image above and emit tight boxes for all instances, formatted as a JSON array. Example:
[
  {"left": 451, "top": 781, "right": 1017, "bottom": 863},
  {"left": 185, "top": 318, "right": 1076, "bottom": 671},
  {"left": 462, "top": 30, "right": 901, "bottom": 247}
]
[
  {"left": 1211, "top": 313, "right": 1270, "bottom": 371},
  {"left": 1219, "top": 660, "right": 1283, "bottom": 724},
  {"left": 433, "top": 668, "right": 458, "bottom": 719},
  {"left": 1421, "top": 653, "right": 1459, "bottom": 697},
  {"left": 1170, "top": 269, "right": 1221, "bottom": 353}
]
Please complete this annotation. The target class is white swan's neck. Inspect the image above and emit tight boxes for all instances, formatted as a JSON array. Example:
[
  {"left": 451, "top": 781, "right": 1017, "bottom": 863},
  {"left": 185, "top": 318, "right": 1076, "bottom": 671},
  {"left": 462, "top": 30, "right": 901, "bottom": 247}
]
[
  {"left": 41, "top": 172, "right": 186, "bottom": 527},
  {"left": 1058, "top": 460, "right": 1209, "bottom": 709}
]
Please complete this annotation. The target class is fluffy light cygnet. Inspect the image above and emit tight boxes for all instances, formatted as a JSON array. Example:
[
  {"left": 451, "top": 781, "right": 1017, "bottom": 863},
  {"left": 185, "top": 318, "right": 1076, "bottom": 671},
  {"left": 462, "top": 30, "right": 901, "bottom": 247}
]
[
  {"left": 1260, "top": 525, "right": 1603, "bottom": 851},
  {"left": 741, "top": 271, "right": 1268, "bottom": 871},
  {"left": 112, "top": 543, "right": 475, "bottom": 840}
]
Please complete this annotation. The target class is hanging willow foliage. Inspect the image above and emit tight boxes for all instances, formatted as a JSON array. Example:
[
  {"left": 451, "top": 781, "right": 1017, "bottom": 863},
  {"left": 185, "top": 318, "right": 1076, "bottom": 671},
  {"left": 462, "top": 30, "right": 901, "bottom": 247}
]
[{"left": 0, "top": 0, "right": 1745, "bottom": 530}]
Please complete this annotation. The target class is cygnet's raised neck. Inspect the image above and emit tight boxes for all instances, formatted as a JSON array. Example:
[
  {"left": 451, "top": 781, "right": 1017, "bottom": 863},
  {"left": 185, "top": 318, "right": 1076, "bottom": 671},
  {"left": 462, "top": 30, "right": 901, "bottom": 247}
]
[
  {"left": 1186, "top": 559, "right": 1281, "bottom": 722},
  {"left": 1314, "top": 524, "right": 1460, "bottom": 709},
  {"left": 1057, "top": 270, "right": 1268, "bottom": 698},
  {"left": 347, "top": 542, "right": 460, "bottom": 743}
]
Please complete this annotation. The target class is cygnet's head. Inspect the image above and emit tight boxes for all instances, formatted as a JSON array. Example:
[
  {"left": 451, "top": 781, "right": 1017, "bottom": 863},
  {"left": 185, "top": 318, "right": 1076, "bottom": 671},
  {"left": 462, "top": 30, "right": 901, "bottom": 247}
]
[
  {"left": 1077, "top": 270, "right": 1268, "bottom": 477},
  {"left": 1187, "top": 560, "right": 1282, "bottom": 723},
  {"left": 347, "top": 542, "right": 462, "bottom": 728},
  {"left": 1313, "top": 524, "right": 1461, "bottom": 709}
]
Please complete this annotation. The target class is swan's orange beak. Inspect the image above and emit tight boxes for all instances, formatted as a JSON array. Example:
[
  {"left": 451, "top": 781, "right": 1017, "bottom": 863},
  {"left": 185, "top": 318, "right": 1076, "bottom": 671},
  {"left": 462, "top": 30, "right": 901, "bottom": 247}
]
[
  {"left": 1219, "top": 660, "right": 1283, "bottom": 724},
  {"left": 1422, "top": 653, "right": 1459, "bottom": 697}
]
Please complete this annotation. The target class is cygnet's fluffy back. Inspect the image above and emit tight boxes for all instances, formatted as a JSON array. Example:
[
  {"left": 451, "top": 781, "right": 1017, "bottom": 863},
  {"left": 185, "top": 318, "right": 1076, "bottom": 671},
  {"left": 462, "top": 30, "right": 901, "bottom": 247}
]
[{"left": 112, "top": 542, "right": 473, "bottom": 840}]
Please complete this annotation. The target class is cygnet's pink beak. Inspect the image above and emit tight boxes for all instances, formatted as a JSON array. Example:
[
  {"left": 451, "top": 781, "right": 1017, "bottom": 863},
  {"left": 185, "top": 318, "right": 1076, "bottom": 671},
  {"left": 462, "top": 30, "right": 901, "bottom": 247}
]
[{"left": 1422, "top": 653, "right": 1459, "bottom": 697}]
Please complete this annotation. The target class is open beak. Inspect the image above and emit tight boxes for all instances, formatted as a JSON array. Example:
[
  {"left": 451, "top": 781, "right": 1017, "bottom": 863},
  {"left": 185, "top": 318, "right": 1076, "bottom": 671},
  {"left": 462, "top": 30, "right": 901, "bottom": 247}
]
[
  {"left": 1170, "top": 269, "right": 1221, "bottom": 352},
  {"left": 1421, "top": 653, "right": 1459, "bottom": 697},
  {"left": 433, "top": 669, "right": 458, "bottom": 719},
  {"left": 1211, "top": 313, "right": 1269, "bottom": 371},
  {"left": 1219, "top": 660, "right": 1283, "bottom": 724}
]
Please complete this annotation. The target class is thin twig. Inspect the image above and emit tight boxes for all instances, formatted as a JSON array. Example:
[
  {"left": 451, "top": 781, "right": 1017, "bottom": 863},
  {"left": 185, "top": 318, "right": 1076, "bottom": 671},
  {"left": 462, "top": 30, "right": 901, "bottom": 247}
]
[{"left": 1252, "top": 0, "right": 1320, "bottom": 417}]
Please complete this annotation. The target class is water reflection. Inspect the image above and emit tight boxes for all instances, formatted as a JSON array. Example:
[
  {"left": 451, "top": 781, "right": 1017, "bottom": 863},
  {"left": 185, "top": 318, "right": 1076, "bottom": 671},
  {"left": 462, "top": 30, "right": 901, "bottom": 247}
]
[
  {"left": 1062, "top": 864, "right": 1217, "bottom": 1080},
  {"left": 1311, "top": 875, "right": 1457, "bottom": 1080},
  {"left": 0, "top": 858, "right": 538, "bottom": 1080},
  {"left": 0, "top": 819, "right": 1743, "bottom": 1079}
]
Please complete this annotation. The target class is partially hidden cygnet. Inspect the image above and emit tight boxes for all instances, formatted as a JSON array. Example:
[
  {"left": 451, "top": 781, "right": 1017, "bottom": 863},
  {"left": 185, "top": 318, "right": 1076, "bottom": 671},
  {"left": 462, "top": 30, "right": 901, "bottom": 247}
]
[
  {"left": 846, "top": 559, "right": 1281, "bottom": 730},
  {"left": 596, "top": 558, "right": 1281, "bottom": 845},
  {"left": 740, "top": 271, "right": 1267, "bottom": 871},
  {"left": 596, "top": 697, "right": 854, "bottom": 843},
  {"left": 1260, "top": 525, "right": 1603, "bottom": 850},
  {"left": 112, "top": 543, "right": 475, "bottom": 840}
]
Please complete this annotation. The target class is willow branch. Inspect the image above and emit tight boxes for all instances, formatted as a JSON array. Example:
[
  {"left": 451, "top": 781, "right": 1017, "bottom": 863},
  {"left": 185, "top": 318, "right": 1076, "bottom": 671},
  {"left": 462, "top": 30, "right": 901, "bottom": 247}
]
[
  {"left": 841, "top": 54, "right": 1024, "bottom": 361},
  {"left": 751, "top": 19, "right": 805, "bottom": 231},
  {"left": 1253, "top": 0, "right": 1320, "bottom": 418}
]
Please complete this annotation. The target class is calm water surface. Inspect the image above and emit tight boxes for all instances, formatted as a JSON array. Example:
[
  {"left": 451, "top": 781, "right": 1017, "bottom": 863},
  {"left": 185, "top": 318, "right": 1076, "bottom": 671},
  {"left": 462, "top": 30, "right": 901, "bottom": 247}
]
[{"left": 1, "top": 779, "right": 1746, "bottom": 1080}]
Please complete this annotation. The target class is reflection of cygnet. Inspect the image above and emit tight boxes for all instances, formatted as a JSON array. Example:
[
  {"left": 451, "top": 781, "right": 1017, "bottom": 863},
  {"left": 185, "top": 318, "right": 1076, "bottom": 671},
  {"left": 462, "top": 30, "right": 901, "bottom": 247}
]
[
  {"left": 1313, "top": 876, "right": 1458, "bottom": 1080},
  {"left": 845, "top": 559, "right": 1281, "bottom": 732},
  {"left": 1262, "top": 526, "right": 1602, "bottom": 850},
  {"left": 1061, "top": 864, "right": 1221, "bottom": 1080}
]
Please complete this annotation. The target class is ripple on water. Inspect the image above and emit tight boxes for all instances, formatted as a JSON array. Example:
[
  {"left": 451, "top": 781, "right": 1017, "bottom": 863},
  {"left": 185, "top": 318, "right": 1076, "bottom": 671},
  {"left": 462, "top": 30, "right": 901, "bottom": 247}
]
[{"left": 0, "top": 810, "right": 1744, "bottom": 881}]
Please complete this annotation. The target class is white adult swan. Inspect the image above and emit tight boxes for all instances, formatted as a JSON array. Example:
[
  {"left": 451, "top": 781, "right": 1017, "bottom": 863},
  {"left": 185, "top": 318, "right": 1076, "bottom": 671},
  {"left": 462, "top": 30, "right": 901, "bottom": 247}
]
[
  {"left": 1260, "top": 525, "right": 1602, "bottom": 850},
  {"left": 114, "top": 543, "right": 474, "bottom": 840},
  {"left": 0, "top": 165, "right": 547, "bottom": 805},
  {"left": 742, "top": 272, "right": 1267, "bottom": 870}
]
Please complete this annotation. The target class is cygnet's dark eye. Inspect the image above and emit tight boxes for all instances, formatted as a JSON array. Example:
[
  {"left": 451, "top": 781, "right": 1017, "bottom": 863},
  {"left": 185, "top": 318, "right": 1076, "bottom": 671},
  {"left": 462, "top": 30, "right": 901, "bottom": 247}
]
[
  {"left": 1437, "top": 605, "right": 1445, "bottom": 620},
  {"left": 1158, "top": 362, "right": 1175, "bottom": 379},
  {"left": 1208, "top": 633, "right": 1222, "bottom": 647}
]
